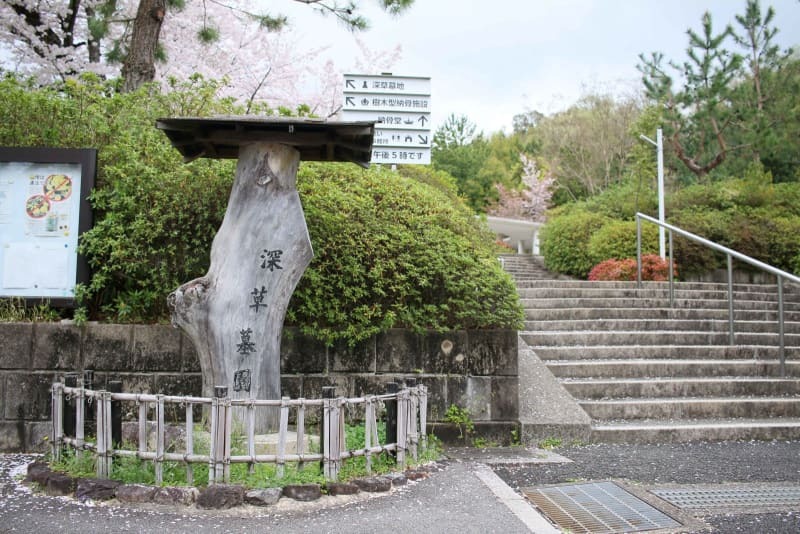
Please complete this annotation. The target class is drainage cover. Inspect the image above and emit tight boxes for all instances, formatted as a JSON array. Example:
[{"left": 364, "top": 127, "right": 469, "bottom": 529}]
[
  {"left": 652, "top": 486, "right": 800, "bottom": 509},
  {"left": 523, "top": 481, "right": 681, "bottom": 533}
]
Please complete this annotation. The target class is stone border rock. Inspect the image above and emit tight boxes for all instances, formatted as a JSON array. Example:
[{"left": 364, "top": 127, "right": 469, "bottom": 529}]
[{"left": 23, "top": 460, "right": 443, "bottom": 511}]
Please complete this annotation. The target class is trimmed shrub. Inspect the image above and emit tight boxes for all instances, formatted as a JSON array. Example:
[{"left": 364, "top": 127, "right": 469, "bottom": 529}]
[
  {"left": 588, "top": 255, "right": 676, "bottom": 282},
  {"left": 289, "top": 163, "right": 524, "bottom": 345},
  {"left": 588, "top": 258, "right": 637, "bottom": 281},
  {"left": 540, "top": 211, "right": 609, "bottom": 278},
  {"left": 587, "top": 220, "right": 659, "bottom": 265}
]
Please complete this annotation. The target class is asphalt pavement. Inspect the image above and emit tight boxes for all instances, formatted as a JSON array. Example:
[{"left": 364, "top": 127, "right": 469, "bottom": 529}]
[{"left": 1, "top": 440, "right": 799, "bottom": 533}]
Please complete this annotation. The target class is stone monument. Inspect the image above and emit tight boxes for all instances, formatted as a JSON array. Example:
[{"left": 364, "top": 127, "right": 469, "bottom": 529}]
[{"left": 157, "top": 117, "right": 374, "bottom": 431}]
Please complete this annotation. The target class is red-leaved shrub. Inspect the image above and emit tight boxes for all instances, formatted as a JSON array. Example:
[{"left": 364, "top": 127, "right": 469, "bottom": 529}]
[{"left": 588, "top": 254, "right": 677, "bottom": 281}]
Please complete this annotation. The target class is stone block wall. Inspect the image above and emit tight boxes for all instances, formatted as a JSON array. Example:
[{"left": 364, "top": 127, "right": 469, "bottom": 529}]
[{"left": 0, "top": 323, "right": 518, "bottom": 452}]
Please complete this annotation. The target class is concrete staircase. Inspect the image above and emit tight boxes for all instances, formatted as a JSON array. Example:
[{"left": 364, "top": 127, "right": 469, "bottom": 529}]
[{"left": 502, "top": 254, "right": 800, "bottom": 443}]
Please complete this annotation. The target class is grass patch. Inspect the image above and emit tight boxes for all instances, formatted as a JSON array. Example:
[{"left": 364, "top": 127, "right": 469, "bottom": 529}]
[
  {"left": 48, "top": 421, "right": 442, "bottom": 488},
  {"left": 538, "top": 437, "right": 563, "bottom": 450},
  {"left": 0, "top": 297, "right": 60, "bottom": 322}
]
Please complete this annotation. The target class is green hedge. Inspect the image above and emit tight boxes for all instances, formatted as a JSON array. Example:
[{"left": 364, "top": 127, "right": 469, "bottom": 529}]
[
  {"left": 540, "top": 211, "right": 609, "bottom": 278},
  {"left": 543, "top": 165, "right": 800, "bottom": 278},
  {"left": 0, "top": 73, "right": 523, "bottom": 343},
  {"left": 290, "top": 164, "right": 524, "bottom": 344},
  {"left": 587, "top": 220, "right": 659, "bottom": 265}
]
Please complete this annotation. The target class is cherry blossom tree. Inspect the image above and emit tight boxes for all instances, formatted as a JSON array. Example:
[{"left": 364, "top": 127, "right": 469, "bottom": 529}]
[
  {"left": 0, "top": 0, "right": 412, "bottom": 97},
  {"left": 488, "top": 154, "right": 555, "bottom": 222},
  {"left": 0, "top": 0, "right": 405, "bottom": 115}
]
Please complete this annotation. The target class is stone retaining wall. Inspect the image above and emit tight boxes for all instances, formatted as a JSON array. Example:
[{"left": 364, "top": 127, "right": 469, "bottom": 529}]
[{"left": 0, "top": 322, "right": 518, "bottom": 452}]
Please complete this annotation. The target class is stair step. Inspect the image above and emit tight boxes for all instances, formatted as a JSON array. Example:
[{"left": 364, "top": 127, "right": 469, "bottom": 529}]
[
  {"left": 563, "top": 377, "right": 800, "bottom": 398},
  {"left": 508, "top": 268, "right": 800, "bottom": 443},
  {"left": 524, "top": 319, "right": 800, "bottom": 334},
  {"left": 590, "top": 418, "right": 800, "bottom": 443},
  {"left": 521, "top": 331, "right": 800, "bottom": 347},
  {"left": 515, "top": 279, "right": 800, "bottom": 291},
  {"left": 524, "top": 308, "right": 800, "bottom": 322},
  {"left": 580, "top": 397, "right": 800, "bottom": 420},
  {"left": 531, "top": 345, "right": 800, "bottom": 361},
  {"left": 546, "top": 359, "right": 800, "bottom": 378},
  {"left": 520, "top": 297, "right": 800, "bottom": 310},
  {"left": 518, "top": 287, "right": 800, "bottom": 302}
]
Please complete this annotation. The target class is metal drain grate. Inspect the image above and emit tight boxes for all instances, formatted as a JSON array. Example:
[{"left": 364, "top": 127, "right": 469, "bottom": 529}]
[
  {"left": 523, "top": 481, "right": 681, "bottom": 534},
  {"left": 652, "top": 486, "right": 800, "bottom": 509}
]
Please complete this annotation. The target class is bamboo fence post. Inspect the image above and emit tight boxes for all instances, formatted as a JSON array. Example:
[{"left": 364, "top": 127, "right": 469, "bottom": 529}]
[
  {"left": 409, "top": 387, "right": 419, "bottom": 461},
  {"left": 338, "top": 399, "right": 345, "bottom": 473},
  {"left": 75, "top": 378, "right": 85, "bottom": 457},
  {"left": 277, "top": 397, "right": 289, "bottom": 478},
  {"left": 223, "top": 395, "right": 232, "bottom": 483},
  {"left": 296, "top": 399, "right": 305, "bottom": 471},
  {"left": 138, "top": 398, "right": 147, "bottom": 465},
  {"left": 364, "top": 397, "right": 374, "bottom": 474},
  {"left": 209, "top": 394, "right": 219, "bottom": 484},
  {"left": 396, "top": 388, "right": 408, "bottom": 469},
  {"left": 105, "top": 391, "right": 113, "bottom": 475},
  {"left": 185, "top": 402, "right": 194, "bottom": 486},
  {"left": 323, "top": 396, "right": 341, "bottom": 480},
  {"left": 96, "top": 390, "right": 113, "bottom": 478},
  {"left": 95, "top": 389, "right": 105, "bottom": 478},
  {"left": 370, "top": 400, "right": 379, "bottom": 449},
  {"left": 247, "top": 400, "right": 256, "bottom": 475},
  {"left": 419, "top": 385, "right": 428, "bottom": 450},
  {"left": 155, "top": 394, "right": 165, "bottom": 485},
  {"left": 320, "top": 387, "right": 335, "bottom": 475},
  {"left": 51, "top": 381, "right": 63, "bottom": 462}
]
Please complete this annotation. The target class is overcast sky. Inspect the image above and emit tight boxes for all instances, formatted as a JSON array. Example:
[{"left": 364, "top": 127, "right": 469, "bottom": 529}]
[{"left": 280, "top": 0, "right": 800, "bottom": 134}]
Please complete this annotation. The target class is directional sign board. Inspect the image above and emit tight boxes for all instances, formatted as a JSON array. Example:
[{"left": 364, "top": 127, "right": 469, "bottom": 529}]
[{"left": 342, "top": 74, "right": 431, "bottom": 165}]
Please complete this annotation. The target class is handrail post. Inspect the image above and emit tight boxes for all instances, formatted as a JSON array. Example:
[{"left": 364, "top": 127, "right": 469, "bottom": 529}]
[
  {"left": 636, "top": 215, "right": 642, "bottom": 288},
  {"left": 727, "top": 254, "right": 735, "bottom": 345},
  {"left": 668, "top": 230, "right": 674, "bottom": 308},
  {"left": 778, "top": 276, "right": 786, "bottom": 377}
]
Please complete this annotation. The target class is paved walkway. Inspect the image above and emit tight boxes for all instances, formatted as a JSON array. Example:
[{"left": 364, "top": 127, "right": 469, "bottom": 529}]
[
  {"left": 2, "top": 441, "right": 799, "bottom": 533},
  {"left": 0, "top": 451, "right": 546, "bottom": 534}
]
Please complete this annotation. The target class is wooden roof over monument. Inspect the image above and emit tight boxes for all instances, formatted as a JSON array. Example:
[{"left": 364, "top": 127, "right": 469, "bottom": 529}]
[{"left": 156, "top": 116, "right": 376, "bottom": 167}]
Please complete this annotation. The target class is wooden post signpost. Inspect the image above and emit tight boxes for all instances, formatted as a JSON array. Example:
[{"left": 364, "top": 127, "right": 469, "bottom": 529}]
[{"left": 157, "top": 117, "right": 374, "bottom": 431}]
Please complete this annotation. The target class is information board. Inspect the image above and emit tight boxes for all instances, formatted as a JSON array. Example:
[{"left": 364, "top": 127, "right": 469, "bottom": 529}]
[
  {"left": 0, "top": 147, "right": 95, "bottom": 304},
  {"left": 342, "top": 74, "right": 431, "bottom": 165}
]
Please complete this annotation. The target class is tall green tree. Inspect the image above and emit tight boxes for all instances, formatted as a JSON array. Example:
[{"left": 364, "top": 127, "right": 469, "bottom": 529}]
[
  {"left": 727, "top": 1, "right": 798, "bottom": 180},
  {"left": 638, "top": 11, "right": 742, "bottom": 180},
  {"left": 431, "top": 114, "right": 492, "bottom": 211},
  {"left": 532, "top": 92, "right": 641, "bottom": 203},
  {"left": 637, "top": 1, "right": 798, "bottom": 183}
]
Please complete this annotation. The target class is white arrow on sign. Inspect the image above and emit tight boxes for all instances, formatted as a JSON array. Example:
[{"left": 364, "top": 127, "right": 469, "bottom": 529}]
[
  {"left": 374, "top": 129, "right": 432, "bottom": 148},
  {"left": 343, "top": 94, "right": 431, "bottom": 113},
  {"left": 342, "top": 110, "right": 432, "bottom": 131}
]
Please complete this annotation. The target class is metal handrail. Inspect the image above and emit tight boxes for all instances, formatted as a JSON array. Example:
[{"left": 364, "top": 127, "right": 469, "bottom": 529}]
[{"left": 635, "top": 212, "right": 800, "bottom": 377}]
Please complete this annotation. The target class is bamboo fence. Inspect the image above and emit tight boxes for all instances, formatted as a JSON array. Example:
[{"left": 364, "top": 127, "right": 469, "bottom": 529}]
[{"left": 51, "top": 379, "right": 427, "bottom": 484}]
